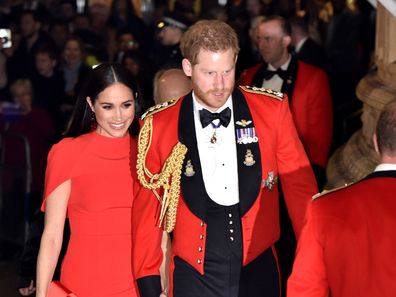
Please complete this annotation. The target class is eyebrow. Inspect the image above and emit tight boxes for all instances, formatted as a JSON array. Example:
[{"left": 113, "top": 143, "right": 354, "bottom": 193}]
[{"left": 99, "top": 99, "right": 134, "bottom": 105}]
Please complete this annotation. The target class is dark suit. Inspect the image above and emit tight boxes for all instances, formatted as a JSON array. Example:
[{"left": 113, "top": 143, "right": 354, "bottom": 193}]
[
  {"left": 132, "top": 87, "right": 317, "bottom": 297},
  {"left": 288, "top": 170, "right": 396, "bottom": 297},
  {"left": 295, "top": 38, "right": 327, "bottom": 71}
]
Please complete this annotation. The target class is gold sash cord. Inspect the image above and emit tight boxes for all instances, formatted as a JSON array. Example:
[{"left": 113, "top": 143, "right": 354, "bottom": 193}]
[{"left": 136, "top": 115, "right": 188, "bottom": 232}]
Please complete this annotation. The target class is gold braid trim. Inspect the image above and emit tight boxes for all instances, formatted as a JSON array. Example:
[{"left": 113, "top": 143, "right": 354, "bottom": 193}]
[{"left": 136, "top": 115, "right": 188, "bottom": 232}]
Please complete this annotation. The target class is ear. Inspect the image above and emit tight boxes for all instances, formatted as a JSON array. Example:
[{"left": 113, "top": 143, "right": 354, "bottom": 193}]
[
  {"left": 282, "top": 35, "right": 292, "bottom": 48},
  {"left": 86, "top": 97, "right": 94, "bottom": 112},
  {"left": 373, "top": 133, "right": 380, "bottom": 155},
  {"left": 182, "top": 58, "right": 192, "bottom": 77}
]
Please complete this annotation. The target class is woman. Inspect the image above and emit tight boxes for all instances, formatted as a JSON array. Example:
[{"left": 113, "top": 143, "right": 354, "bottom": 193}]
[
  {"left": 59, "top": 36, "right": 91, "bottom": 131},
  {"left": 36, "top": 63, "right": 140, "bottom": 297}
]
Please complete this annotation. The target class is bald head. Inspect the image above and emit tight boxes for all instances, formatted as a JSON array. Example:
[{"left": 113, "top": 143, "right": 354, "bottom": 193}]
[{"left": 154, "top": 68, "right": 192, "bottom": 104}]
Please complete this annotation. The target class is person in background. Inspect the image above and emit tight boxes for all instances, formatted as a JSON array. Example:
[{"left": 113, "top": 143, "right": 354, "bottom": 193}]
[
  {"left": 288, "top": 99, "right": 396, "bottom": 297},
  {"left": 289, "top": 16, "right": 327, "bottom": 71},
  {"left": 32, "top": 43, "right": 65, "bottom": 135},
  {"left": 151, "top": 11, "right": 190, "bottom": 71},
  {"left": 59, "top": 36, "right": 90, "bottom": 131},
  {"left": 36, "top": 63, "right": 141, "bottom": 297},
  {"left": 0, "top": 79, "right": 55, "bottom": 262},
  {"left": 153, "top": 68, "right": 191, "bottom": 104},
  {"left": 132, "top": 20, "right": 317, "bottom": 297},
  {"left": 239, "top": 15, "right": 332, "bottom": 189}
]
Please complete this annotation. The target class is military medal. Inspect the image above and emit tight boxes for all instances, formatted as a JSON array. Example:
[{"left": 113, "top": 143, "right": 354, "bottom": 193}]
[
  {"left": 210, "top": 130, "right": 217, "bottom": 144},
  {"left": 243, "top": 149, "right": 256, "bottom": 166},
  {"left": 237, "top": 127, "right": 258, "bottom": 144},
  {"left": 209, "top": 121, "right": 221, "bottom": 144},
  {"left": 184, "top": 160, "right": 195, "bottom": 177},
  {"left": 262, "top": 171, "right": 278, "bottom": 191}
]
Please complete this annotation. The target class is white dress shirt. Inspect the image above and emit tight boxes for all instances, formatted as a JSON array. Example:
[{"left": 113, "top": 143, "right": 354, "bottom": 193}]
[
  {"left": 262, "top": 55, "right": 291, "bottom": 91},
  {"left": 193, "top": 93, "right": 239, "bottom": 206},
  {"left": 374, "top": 163, "right": 396, "bottom": 172},
  {"left": 295, "top": 37, "right": 308, "bottom": 53}
]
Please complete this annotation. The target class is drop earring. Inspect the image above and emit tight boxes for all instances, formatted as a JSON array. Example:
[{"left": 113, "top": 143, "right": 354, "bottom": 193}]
[{"left": 90, "top": 110, "right": 97, "bottom": 130}]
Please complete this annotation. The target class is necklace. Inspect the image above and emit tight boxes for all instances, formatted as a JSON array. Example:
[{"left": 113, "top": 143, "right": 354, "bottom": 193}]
[{"left": 210, "top": 121, "right": 221, "bottom": 144}]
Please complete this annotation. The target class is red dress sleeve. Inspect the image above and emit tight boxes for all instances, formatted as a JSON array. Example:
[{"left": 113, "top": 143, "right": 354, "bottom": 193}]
[{"left": 40, "top": 138, "right": 75, "bottom": 211}]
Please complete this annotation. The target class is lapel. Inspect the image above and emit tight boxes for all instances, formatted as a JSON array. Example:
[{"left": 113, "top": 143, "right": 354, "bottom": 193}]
[
  {"left": 251, "top": 63, "right": 267, "bottom": 87},
  {"left": 179, "top": 92, "right": 208, "bottom": 221},
  {"left": 233, "top": 88, "right": 262, "bottom": 216},
  {"left": 281, "top": 54, "right": 298, "bottom": 102},
  {"left": 178, "top": 90, "right": 263, "bottom": 220}
]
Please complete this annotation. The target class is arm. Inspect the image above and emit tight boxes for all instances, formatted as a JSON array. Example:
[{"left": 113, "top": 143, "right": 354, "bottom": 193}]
[
  {"left": 276, "top": 97, "right": 318, "bottom": 238},
  {"left": 160, "top": 231, "right": 171, "bottom": 297},
  {"left": 305, "top": 70, "right": 333, "bottom": 169},
  {"left": 17, "top": 212, "right": 44, "bottom": 296},
  {"left": 132, "top": 181, "right": 163, "bottom": 297},
  {"left": 287, "top": 203, "right": 329, "bottom": 297},
  {"left": 36, "top": 180, "right": 71, "bottom": 297}
]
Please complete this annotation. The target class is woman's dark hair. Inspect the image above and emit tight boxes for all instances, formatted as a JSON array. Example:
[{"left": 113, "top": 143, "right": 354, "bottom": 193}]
[{"left": 65, "top": 63, "right": 141, "bottom": 138}]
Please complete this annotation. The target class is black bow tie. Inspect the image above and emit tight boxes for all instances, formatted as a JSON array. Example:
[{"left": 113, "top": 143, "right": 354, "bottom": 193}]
[
  {"left": 199, "top": 107, "right": 231, "bottom": 128},
  {"left": 263, "top": 68, "right": 288, "bottom": 81}
]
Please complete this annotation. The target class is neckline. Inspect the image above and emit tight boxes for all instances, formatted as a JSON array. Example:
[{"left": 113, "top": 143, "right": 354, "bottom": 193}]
[{"left": 88, "top": 131, "right": 131, "bottom": 159}]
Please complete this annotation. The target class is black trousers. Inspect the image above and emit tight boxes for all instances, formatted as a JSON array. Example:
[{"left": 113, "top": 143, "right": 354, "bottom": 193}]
[{"left": 173, "top": 201, "right": 279, "bottom": 297}]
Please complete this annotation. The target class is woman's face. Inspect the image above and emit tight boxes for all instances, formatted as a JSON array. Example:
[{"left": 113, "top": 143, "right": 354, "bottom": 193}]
[
  {"left": 87, "top": 83, "right": 135, "bottom": 138},
  {"left": 13, "top": 85, "right": 32, "bottom": 113},
  {"left": 63, "top": 39, "right": 82, "bottom": 66}
]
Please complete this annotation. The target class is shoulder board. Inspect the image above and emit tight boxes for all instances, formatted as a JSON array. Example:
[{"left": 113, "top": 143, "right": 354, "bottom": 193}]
[
  {"left": 312, "top": 182, "right": 354, "bottom": 200},
  {"left": 239, "top": 85, "right": 284, "bottom": 101},
  {"left": 141, "top": 97, "right": 180, "bottom": 120}
]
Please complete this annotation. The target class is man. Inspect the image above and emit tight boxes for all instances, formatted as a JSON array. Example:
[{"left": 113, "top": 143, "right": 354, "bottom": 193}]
[
  {"left": 151, "top": 11, "right": 190, "bottom": 70},
  {"left": 289, "top": 16, "right": 327, "bottom": 71},
  {"left": 288, "top": 100, "right": 396, "bottom": 297},
  {"left": 133, "top": 20, "right": 317, "bottom": 297},
  {"left": 153, "top": 68, "right": 192, "bottom": 104},
  {"left": 239, "top": 15, "right": 332, "bottom": 188}
]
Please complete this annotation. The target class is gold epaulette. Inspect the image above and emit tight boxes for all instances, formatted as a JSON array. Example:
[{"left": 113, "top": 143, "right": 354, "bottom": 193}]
[
  {"left": 312, "top": 182, "right": 354, "bottom": 200},
  {"left": 239, "top": 85, "right": 284, "bottom": 101},
  {"left": 141, "top": 98, "right": 180, "bottom": 120},
  {"left": 136, "top": 112, "right": 187, "bottom": 233}
]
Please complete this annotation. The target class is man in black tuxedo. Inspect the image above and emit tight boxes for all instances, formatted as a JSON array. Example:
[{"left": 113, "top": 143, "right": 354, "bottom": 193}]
[{"left": 289, "top": 16, "right": 327, "bottom": 71}]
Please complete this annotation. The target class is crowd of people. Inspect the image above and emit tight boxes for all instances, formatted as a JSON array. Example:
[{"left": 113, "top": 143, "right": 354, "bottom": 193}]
[{"left": 0, "top": 1, "right": 390, "bottom": 297}]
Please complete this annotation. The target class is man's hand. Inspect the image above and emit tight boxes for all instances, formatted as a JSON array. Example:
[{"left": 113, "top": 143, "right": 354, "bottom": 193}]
[{"left": 18, "top": 280, "right": 36, "bottom": 296}]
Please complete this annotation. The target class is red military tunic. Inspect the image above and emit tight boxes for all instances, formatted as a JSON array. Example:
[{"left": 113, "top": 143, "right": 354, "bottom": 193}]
[
  {"left": 132, "top": 86, "right": 318, "bottom": 297},
  {"left": 239, "top": 60, "right": 332, "bottom": 168},
  {"left": 288, "top": 170, "right": 396, "bottom": 297}
]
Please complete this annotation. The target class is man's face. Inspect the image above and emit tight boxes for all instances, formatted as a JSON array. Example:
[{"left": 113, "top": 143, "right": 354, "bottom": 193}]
[
  {"left": 20, "top": 14, "right": 39, "bottom": 38},
  {"left": 256, "top": 20, "right": 289, "bottom": 66},
  {"left": 35, "top": 53, "right": 56, "bottom": 77},
  {"left": 158, "top": 26, "right": 178, "bottom": 46},
  {"left": 183, "top": 48, "right": 236, "bottom": 112}
]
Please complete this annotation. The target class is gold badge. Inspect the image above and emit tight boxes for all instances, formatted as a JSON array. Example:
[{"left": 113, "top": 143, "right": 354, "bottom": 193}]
[
  {"left": 184, "top": 160, "right": 195, "bottom": 177},
  {"left": 236, "top": 119, "right": 252, "bottom": 127},
  {"left": 243, "top": 149, "right": 256, "bottom": 166},
  {"left": 263, "top": 171, "right": 278, "bottom": 191}
]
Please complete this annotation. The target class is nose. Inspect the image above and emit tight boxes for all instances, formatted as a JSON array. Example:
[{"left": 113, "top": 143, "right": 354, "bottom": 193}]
[
  {"left": 114, "top": 108, "right": 122, "bottom": 121},
  {"left": 213, "top": 73, "right": 225, "bottom": 90}
]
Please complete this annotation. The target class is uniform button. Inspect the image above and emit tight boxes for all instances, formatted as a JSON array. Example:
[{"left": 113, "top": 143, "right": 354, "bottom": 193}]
[
  {"left": 200, "top": 234, "right": 204, "bottom": 240},
  {"left": 200, "top": 221, "right": 204, "bottom": 227},
  {"left": 228, "top": 213, "right": 232, "bottom": 218},
  {"left": 230, "top": 237, "right": 234, "bottom": 241},
  {"left": 198, "top": 246, "right": 202, "bottom": 252},
  {"left": 197, "top": 259, "right": 202, "bottom": 264},
  {"left": 229, "top": 220, "right": 233, "bottom": 225},
  {"left": 230, "top": 229, "right": 234, "bottom": 233}
]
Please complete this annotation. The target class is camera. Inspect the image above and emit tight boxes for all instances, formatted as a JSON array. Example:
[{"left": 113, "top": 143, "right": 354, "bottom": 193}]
[{"left": 0, "top": 28, "right": 12, "bottom": 49}]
